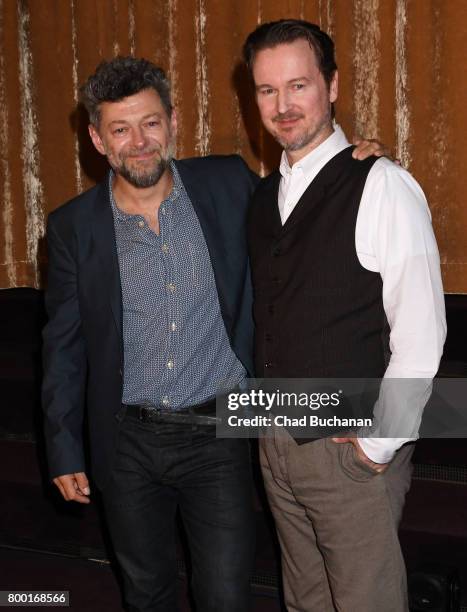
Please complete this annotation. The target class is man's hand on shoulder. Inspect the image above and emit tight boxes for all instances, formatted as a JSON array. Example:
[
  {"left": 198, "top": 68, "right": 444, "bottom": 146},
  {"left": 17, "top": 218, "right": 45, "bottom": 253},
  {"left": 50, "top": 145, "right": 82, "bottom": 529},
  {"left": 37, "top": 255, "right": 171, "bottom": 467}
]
[
  {"left": 351, "top": 136, "right": 396, "bottom": 162},
  {"left": 332, "top": 437, "right": 389, "bottom": 474},
  {"left": 53, "top": 472, "right": 91, "bottom": 504}
]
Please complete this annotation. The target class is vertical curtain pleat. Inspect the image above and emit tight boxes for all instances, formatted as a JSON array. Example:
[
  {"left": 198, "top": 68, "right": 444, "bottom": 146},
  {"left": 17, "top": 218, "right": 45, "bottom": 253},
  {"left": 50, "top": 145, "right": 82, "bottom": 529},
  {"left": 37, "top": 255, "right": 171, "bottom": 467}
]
[{"left": 0, "top": 0, "right": 464, "bottom": 292}]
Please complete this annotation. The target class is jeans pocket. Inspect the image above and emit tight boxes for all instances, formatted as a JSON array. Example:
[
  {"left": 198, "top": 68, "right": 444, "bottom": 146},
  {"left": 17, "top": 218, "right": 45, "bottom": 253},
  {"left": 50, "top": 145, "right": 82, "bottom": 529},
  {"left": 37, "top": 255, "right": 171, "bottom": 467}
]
[{"left": 338, "top": 441, "right": 380, "bottom": 482}]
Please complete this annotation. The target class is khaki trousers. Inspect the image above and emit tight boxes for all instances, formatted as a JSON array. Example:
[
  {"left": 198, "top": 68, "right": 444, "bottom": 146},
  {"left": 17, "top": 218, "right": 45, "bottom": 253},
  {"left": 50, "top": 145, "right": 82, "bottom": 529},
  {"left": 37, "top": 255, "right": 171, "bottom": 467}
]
[{"left": 260, "top": 431, "right": 414, "bottom": 612}]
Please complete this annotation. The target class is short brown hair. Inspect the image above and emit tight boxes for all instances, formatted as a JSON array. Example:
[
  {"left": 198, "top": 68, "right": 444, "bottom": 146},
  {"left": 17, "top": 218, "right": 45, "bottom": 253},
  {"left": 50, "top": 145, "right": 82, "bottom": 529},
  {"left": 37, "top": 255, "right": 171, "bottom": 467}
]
[{"left": 243, "top": 19, "right": 337, "bottom": 88}]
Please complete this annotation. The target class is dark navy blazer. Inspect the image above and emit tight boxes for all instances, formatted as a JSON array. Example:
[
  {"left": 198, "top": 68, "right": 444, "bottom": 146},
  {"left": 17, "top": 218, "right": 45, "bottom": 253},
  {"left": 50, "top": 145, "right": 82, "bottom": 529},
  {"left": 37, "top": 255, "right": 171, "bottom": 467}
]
[{"left": 42, "top": 155, "right": 259, "bottom": 488}]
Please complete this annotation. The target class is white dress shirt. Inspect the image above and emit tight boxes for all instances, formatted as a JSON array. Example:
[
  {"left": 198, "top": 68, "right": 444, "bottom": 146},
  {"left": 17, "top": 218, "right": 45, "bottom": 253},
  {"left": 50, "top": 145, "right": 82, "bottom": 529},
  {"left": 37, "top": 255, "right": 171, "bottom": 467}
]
[{"left": 278, "top": 125, "right": 447, "bottom": 463}]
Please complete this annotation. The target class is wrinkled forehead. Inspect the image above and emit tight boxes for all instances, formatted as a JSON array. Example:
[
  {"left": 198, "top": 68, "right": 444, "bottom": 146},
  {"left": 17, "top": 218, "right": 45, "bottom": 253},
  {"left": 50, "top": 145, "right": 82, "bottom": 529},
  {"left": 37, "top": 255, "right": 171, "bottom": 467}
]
[{"left": 97, "top": 88, "right": 170, "bottom": 125}]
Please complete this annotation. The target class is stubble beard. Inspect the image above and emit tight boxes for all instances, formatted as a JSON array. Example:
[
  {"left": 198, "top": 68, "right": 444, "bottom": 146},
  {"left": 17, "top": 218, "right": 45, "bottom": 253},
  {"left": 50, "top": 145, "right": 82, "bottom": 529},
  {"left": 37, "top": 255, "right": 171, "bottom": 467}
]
[
  {"left": 273, "top": 108, "right": 332, "bottom": 153},
  {"left": 113, "top": 144, "right": 173, "bottom": 189}
]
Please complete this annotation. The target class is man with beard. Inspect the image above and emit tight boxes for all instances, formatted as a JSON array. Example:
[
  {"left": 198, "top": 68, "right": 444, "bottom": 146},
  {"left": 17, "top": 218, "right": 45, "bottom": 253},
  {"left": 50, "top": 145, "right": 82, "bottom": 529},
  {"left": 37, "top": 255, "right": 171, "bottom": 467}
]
[
  {"left": 42, "top": 56, "right": 387, "bottom": 611},
  {"left": 244, "top": 20, "right": 446, "bottom": 612},
  {"left": 42, "top": 56, "right": 257, "bottom": 612}
]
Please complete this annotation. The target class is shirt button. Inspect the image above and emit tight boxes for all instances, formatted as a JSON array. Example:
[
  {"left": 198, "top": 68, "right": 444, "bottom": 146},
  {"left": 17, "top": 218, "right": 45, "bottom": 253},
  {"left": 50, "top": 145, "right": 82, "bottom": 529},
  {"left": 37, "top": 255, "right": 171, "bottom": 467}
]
[
  {"left": 170, "top": 322, "right": 177, "bottom": 331},
  {"left": 167, "top": 359, "right": 174, "bottom": 370},
  {"left": 162, "top": 243, "right": 169, "bottom": 253},
  {"left": 161, "top": 207, "right": 166, "bottom": 215},
  {"left": 167, "top": 282, "right": 176, "bottom": 293},
  {"left": 138, "top": 220, "right": 145, "bottom": 228},
  {"left": 162, "top": 396, "right": 169, "bottom": 406}
]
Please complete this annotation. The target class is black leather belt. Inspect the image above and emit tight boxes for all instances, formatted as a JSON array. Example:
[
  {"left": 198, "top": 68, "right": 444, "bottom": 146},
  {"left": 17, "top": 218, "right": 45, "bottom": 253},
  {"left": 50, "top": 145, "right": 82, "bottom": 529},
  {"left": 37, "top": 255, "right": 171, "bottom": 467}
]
[{"left": 123, "top": 398, "right": 219, "bottom": 426}]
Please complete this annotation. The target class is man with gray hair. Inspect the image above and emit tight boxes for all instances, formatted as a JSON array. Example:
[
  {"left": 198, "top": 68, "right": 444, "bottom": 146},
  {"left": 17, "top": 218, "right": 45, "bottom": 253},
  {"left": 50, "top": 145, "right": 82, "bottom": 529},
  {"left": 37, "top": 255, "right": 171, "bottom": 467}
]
[{"left": 42, "top": 56, "right": 258, "bottom": 612}]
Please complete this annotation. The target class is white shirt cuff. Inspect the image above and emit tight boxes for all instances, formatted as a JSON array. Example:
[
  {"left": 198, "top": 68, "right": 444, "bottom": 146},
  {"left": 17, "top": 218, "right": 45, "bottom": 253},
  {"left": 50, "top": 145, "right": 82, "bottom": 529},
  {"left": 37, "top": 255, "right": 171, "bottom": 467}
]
[{"left": 357, "top": 437, "right": 415, "bottom": 464}]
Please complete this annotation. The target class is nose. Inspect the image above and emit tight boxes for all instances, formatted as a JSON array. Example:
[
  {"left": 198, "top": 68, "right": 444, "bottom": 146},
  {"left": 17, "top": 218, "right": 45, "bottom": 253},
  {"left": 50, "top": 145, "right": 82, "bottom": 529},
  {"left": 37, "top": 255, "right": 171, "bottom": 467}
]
[
  {"left": 130, "top": 126, "right": 147, "bottom": 149},
  {"left": 276, "top": 88, "right": 291, "bottom": 115}
]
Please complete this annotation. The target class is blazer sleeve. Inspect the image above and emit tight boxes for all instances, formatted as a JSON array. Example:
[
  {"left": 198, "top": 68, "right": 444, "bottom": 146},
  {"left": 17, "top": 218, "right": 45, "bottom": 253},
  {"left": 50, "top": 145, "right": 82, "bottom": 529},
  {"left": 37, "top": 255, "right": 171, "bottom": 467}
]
[{"left": 42, "top": 213, "right": 87, "bottom": 480}]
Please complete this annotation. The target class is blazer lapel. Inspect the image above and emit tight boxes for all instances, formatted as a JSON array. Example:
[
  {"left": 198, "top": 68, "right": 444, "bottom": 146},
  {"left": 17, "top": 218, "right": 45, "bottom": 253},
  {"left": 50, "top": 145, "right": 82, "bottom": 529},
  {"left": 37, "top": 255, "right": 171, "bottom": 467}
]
[
  {"left": 175, "top": 161, "right": 225, "bottom": 261},
  {"left": 174, "top": 160, "right": 234, "bottom": 326},
  {"left": 91, "top": 179, "right": 123, "bottom": 343}
]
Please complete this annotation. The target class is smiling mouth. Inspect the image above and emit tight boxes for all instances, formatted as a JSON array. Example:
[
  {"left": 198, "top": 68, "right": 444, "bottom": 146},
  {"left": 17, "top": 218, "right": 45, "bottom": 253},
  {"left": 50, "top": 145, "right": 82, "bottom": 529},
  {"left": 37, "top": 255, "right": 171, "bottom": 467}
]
[
  {"left": 127, "top": 150, "right": 160, "bottom": 161},
  {"left": 274, "top": 116, "right": 302, "bottom": 128}
]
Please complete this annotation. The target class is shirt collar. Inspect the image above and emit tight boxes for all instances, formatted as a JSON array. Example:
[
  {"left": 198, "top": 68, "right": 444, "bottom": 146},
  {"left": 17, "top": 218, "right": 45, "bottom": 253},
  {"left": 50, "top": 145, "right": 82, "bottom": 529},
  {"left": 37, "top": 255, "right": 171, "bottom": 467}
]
[
  {"left": 108, "top": 171, "right": 126, "bottom": 221},
  {"left": 109, "top": 160, "right": 180, "bottom": 221},
  {"left": 279, "top": 123, "right": 350, "bottom": 181}
]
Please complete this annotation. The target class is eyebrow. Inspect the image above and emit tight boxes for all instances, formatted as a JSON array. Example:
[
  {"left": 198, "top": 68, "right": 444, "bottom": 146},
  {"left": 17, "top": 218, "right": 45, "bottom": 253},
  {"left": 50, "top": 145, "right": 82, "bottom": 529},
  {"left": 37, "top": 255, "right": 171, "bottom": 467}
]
[
  {"left": 255, "top": 76, "right": 310, "bottom": 90},
  {"left": 108, "top": 112, "right": 163, "bottom": 126}
]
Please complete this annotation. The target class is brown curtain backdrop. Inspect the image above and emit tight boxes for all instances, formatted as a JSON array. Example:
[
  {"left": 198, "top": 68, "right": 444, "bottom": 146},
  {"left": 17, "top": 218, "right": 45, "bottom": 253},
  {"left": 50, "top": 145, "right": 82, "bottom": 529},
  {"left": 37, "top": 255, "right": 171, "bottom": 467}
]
[{"left": 0, "top": 0, "right": 465, "bottom": 292}]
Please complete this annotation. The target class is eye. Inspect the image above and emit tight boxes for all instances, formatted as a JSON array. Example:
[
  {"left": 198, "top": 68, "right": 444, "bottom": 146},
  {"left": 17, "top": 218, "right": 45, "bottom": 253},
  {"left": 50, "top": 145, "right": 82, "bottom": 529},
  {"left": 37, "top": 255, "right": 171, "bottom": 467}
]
[
  {"left": 292, "top": 83, "right": 305, "bottom": 91},
  {"left": 259, "top": 87, "right": 275, "bottom": 96},
  {"left": 147, "top": 120, "right": 161, "bottom": 127},
  {"left": 112, "top": 127, "right": 127, "bottom": 135}
]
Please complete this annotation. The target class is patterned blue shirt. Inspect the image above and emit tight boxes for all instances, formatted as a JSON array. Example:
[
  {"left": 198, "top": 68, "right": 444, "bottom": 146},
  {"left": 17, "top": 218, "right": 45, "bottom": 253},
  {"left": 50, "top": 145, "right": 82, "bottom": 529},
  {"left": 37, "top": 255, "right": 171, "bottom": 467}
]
[{"left": 109, "top": 163, "right": 246, "bottom": 409}]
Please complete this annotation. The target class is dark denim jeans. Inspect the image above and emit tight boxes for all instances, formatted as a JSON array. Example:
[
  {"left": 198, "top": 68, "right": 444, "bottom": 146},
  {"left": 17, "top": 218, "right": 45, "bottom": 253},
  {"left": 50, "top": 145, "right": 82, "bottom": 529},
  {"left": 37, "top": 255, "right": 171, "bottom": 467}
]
[{"left": 100, "top": 413, "right": 255, "bottom": 612}]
